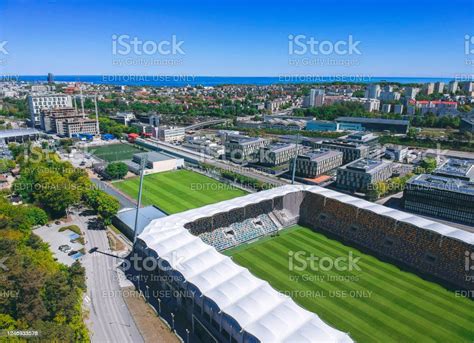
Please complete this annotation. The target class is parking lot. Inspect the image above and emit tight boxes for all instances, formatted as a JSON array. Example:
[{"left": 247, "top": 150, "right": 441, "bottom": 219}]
[{"left": 34, "top": 221, "right": 85, "bottom": 266}]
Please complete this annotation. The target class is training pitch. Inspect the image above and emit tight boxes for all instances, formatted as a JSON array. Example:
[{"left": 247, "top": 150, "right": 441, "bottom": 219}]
[
  {"left": 113, "top": 170, "right": 247, "bottom": 214},
  {"left": 227, "top": 225, "right": 474, "bottom": 343},
  {"left": 90, "top": 143, "right": 144, "bottom": 162}
]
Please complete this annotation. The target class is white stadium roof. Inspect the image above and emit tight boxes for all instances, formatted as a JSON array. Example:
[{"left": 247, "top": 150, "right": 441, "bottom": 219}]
[{"left": 138, "top": 185, "right": 474, "bottom": 343}]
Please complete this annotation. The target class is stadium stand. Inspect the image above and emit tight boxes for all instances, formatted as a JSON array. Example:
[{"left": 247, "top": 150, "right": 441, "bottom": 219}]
[{"left": 131, "top": 185, "right": 474, "bottom": 343}]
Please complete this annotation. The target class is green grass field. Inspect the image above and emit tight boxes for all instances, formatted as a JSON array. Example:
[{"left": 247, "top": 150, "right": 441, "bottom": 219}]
[
  {"left": 227, "top": 225, "right": 474, "bottom": 343},
  {"left": 90, "top": 143, "right": 144, "bottom": 162},
  {"left": 113, "top": 170, "right": 247, "bottom": 214}
]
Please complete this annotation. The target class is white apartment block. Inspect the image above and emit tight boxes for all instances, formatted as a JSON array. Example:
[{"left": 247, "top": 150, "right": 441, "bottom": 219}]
[{"left": 28, "top": 94, "right": 72, "bottom": 127}]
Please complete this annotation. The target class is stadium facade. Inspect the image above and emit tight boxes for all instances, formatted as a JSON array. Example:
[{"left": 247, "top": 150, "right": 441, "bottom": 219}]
[{"left": 130, "top": 185, "right": 474, "bottom": 343}]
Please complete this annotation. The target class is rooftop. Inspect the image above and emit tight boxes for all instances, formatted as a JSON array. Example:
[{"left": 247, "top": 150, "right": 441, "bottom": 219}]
[
  {"left": 116, "top": 205, "right": 167, "bottom": 235},
  {"left": 407, "top": 174, "right": 474, "bottom": 195},
  {"left": 433, "top": 158, "right": 474, "bottom": 180},
  {"left": 134, "top": 151, "right": 176, "bottom": 163},
  {"left": 299, "top": 149, "right": 342, "bottom": 162},
  {"left": 264, "top": 143, "right": 296, "bottom": 153},
  {"left": 0, "top": 128, "right": 41, "bottom": 139},
  {"left": 344, "top": 158, "right": 391, "bottom": 172},
  {"left": 336, "top": 117, "right": 409, "bottom": 125}
]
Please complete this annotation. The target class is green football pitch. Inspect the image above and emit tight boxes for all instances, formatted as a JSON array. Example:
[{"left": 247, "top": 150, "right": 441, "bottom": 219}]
[
  {"left": 90, "top": 143, "right": 144, "bottom": 162},
  {"left": 113, "top": 170, "right": 247, "bottom": 214},
  {"left": 227, "top": 225, "right": 474, "bottom": 343}
]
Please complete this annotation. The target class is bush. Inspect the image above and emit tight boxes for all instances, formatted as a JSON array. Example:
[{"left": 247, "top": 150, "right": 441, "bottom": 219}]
[{"left": 59, "top": 225, "right": 81, "bottom": 235}]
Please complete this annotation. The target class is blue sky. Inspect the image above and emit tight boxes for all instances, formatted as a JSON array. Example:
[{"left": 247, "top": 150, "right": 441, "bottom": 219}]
[{"left": 1, "top": 0, "right": 473, "bottom": 77}]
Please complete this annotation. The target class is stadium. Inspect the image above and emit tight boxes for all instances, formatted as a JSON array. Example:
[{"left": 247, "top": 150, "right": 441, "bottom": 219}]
[{"left": 127, "top": 185, "right": 474, "bottom": 343}]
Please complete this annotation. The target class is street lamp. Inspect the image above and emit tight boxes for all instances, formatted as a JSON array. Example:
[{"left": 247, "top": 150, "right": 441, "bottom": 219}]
[
  {"left": 186, "top": 328, "right": 190, "bottom": 343},
  {"left": 171, "top": 312, "right": 175, "bottom": 332},
  {"left": 157, "top": 298, "right": 161, "bottom": 314}
]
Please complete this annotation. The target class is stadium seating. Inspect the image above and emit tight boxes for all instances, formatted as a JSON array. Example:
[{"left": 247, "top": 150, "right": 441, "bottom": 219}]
[{"left": 181, "top": 188, "right": 473, "bottom": 289}]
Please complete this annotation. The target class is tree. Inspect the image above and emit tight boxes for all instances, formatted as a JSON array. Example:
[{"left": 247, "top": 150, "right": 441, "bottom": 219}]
[
  {"left": 83, "top": 189, "right": 120, "bottom": 225},
  {"left": 105, "top": 162, "right": 128, "bottom": 180},
  {"left": 34, "top": 172, "right": 81, "bottom": 217},
  {"left": 419, "top": 157, "right": 437, "bottom": 173},
  {"left": 0, "top": 159, "right": 15, "bottom": 173}
]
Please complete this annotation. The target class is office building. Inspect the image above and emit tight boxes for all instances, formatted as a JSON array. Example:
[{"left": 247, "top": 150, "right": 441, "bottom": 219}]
[
  {"left": 295, "top": 149, "right": 343, "bottom": 178},
  {"left": 28, "top": 94, "right": 73, "bottom": 127},
  {"left": 47, "top": 73, "right": 54, "bottom": 83},
  {"left": 385, "top": 145, "right": 409, "bottom": 162},
  {"left": 309, "top": 139, "right": 369, "bottom": 164},
  {"left": 149, "top": 114, "right": 160, "bottom": 127},
  {"left": 40, "top": 107, "right": 80, "bottom": 132},
  {"left": 114, "top": 112, "right": 136, "bottom": 126},
  {"left": 224, "top": 135, "right": 268, "bottom": 163},
  {"left": 60, "top": 118, "right": 99, "bottom": 138},
  {"left": 156, "top": 126, "right": 185, "bottom": 142},
  {"left": 335, "top": 117, "right": 410, "bottom": 134},
  {"left": 258, "top": 143, "right": 297, "bottom": 166},
  {"left": 336, "top": 158, "right": 393, "bottom": 192},
  {"left": 432, "top": 158, "right": 474, "bottom": 181},
  {"left": 404, "top": 174, "right": 474, "bottom": 225}
]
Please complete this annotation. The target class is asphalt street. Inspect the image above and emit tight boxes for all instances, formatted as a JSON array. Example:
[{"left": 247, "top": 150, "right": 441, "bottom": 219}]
[{"left": 74, "top": 211, "right": 143, "bottom": 343}]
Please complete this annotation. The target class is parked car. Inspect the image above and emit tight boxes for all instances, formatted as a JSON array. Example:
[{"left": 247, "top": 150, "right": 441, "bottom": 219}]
[
  {"left": 68, "top": 250, "right": 78, "bottom": 256},
  {"left": 55, "top": 220, "right": 61, "bottom": 225},
  {"left": 59, "top": 245, "right": 71, "bottom": 253}
]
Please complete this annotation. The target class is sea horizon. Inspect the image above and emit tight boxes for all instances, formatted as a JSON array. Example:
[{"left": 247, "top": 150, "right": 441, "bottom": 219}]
[{"left": 3, "top": 75, "right": 460, "bottom": 87}]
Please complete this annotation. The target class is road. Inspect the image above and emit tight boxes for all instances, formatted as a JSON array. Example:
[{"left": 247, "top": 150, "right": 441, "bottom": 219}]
[
  {"left": 137, "top": 137, "right": 290, "bottom": 187},
  {"left": 91, "top": 178, "right": 136, "bottom": 209},
  {"left": 74, "top": 210, "right": 143, "bottom": 343}
]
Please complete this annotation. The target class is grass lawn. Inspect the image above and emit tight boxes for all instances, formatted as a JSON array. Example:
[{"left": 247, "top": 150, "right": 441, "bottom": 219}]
[
  {"left": 228, "top": 225, "right": 474, "bottom": 343},
  {"left": 113, "top": 170, "right": 247, "bottom": 214},
  {"left": 90, "top": 143, "right": 144, "bottom": 162}
]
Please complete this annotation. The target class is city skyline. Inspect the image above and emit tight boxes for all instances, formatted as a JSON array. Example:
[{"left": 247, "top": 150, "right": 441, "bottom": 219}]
[{"left": 1, "top": 0, "right": 474, "bottom": 77}]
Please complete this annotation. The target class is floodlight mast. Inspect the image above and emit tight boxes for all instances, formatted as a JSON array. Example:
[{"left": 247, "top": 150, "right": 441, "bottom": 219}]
[{"left": 133, "top": 154, "right": 147, "bottom": 244}]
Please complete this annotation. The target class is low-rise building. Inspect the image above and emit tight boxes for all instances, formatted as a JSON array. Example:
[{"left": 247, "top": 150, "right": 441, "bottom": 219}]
[
  {"left": 258, "top": 143, "right": 296, "bottom": 166},
  {"left": 385, "top": 145, "right": 409, "bottom": 162},
  {"left": 308, "top": 139, "right": 369, "bottom": 164},
  {"left": 404, "top": 174, "right": 474, "bottom": 225},
  {"left": 432, "top": 158, "right": 474, "bottom": 181},
  {"left": 336, "top": 158, "right": 393, "bottom": 192},
  {"left": 460, "top": 115, "right": 474, "bottom": 133},
  {"left": 224, "top": 135, "right": 268, "bottom": 163},
  {"left": 156, "top": 126, "right": 185, "bottom": 142},
  {"left": 295, "top": 149, "right": 343, "bottom": 178},
  {"left": 125, "top": 151, "right": 184, "bottom": 175},
  {"left": 335, "top": 117, "right": 410, "bottom": 134}
]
